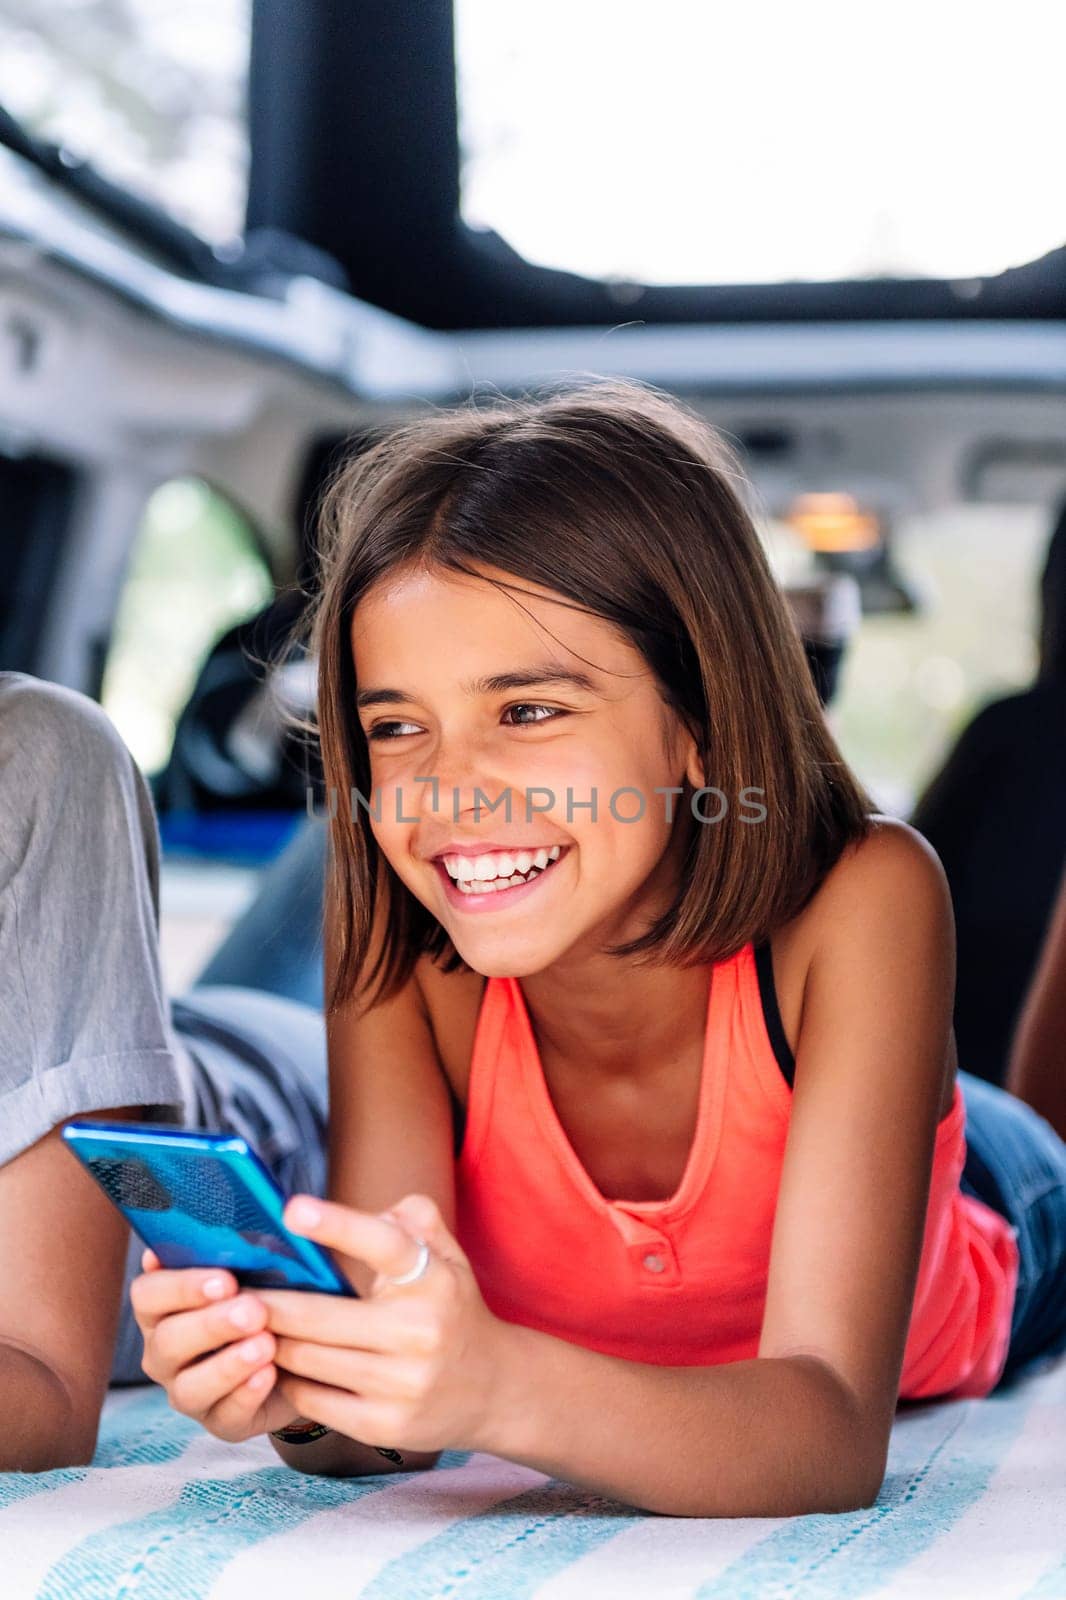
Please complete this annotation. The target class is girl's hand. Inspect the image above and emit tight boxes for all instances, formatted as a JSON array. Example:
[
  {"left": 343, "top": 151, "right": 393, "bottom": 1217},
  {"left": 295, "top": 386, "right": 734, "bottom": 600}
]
[
  {"left": 130, "top": 1249, "right": 300, "bottom": 1442},
  {"left": 258, "top": 1193, "right": 508, "bottom": 1455}
]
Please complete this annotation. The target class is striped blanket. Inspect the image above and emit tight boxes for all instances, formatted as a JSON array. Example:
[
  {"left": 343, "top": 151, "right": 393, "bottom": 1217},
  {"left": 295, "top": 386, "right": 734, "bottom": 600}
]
[{"left": 3, "top": 1353, "right": 1064, "bottom": 1599}]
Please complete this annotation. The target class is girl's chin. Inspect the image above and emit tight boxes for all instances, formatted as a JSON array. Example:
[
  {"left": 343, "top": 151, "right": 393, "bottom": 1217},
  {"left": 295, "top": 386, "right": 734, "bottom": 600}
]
[{"left": 457, "top": 948, "right": 564, "bottom": 980}]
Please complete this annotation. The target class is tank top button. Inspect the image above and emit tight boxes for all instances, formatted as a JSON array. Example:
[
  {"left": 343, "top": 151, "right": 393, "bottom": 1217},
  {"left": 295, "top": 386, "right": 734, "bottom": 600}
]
[{"left": 642, "top": 1252, "right": 666, "bottom": 1273}]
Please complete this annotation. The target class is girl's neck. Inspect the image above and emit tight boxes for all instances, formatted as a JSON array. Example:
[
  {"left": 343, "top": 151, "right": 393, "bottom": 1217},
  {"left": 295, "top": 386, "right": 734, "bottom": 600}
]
[{"left": 516, "top": 958, "right": 715, "bottom": 1081}]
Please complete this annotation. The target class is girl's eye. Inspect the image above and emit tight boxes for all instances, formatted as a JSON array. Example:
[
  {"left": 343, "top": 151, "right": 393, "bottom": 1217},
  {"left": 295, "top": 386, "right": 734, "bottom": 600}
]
[
  {"left": 502, "top": 703, "right": 566, "bottom": 727},
  {"left": 364, "top": 704, "right": 563, "bottom": 739}
]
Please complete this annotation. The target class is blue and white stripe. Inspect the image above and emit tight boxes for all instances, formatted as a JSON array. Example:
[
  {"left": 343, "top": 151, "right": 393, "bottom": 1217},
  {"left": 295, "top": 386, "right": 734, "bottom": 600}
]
[{"left": 2, "top": 1355, "right": 1063, "bottom": 1599}]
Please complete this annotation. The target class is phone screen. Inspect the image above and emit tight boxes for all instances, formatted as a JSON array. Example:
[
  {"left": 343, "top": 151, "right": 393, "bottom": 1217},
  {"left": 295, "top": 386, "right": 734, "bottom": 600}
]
[{"left": 62, "top": 1120, "right": 357, "bottom": 1296}]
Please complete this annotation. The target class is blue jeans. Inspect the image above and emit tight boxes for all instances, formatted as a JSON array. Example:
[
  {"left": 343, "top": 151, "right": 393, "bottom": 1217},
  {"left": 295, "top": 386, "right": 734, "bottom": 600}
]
[
  {"left": 958, "top": 1069, "right": 1066, "bottom": 1387},
  {"left": 178, "top": 815, "right": 331, "bottom": 1199},
  {"left": 192, "top": 814, "right": 329, "bottom": 1011}
]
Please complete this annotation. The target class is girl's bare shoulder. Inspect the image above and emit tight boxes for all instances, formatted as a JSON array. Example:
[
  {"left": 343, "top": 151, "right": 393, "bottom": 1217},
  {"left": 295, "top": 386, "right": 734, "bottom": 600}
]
[
  {"left": 786, "top": 814, "right": 947, "bottom": 950},
  {"left": 810, "top": 814, "right": 950, "bottom": 925},
  {"left": 781, "top": 814, "right": 958, "bottom": 1115},
  {"left": 753, "top": 815, "right": 953, "bottom": 1072}
]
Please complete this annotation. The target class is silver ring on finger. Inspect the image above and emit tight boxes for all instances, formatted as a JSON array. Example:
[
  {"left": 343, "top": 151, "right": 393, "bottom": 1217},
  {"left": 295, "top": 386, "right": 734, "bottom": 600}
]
[{"left": 379, "top": 1234, "right": 431, "bottom": 1287}]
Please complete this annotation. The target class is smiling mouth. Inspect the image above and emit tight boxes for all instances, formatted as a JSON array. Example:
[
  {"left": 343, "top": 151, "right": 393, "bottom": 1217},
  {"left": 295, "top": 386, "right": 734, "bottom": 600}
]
[{"left": 437, "top": 844, "right": 568, "bottom": 896}]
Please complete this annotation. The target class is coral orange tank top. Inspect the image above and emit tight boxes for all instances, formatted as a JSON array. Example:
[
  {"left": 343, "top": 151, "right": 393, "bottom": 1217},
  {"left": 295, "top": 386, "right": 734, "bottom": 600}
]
[{"left": 453, "top": 941, "right": 1020, "bottom": 1401}]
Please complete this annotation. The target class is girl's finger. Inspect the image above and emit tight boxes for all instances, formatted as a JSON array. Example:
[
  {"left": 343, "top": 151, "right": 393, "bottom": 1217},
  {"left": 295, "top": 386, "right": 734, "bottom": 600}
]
[
  {"left": 282, "top": 1196, "right": 422, "bottom": 1282},
  {"left": 129, "top": 1266, "right": 239, "bottom": 1331},
  {"left": 168, "top": 1330, "right": 277, "bottom": 1419},
  {"left": 276, "top": 1371, "right": 373, "bottom": 1440},
  {"left": 150, "top": 1294, "right": 269, "bottom": 1378},
  {"left": 141, "top": 1247, "right": 161, "bottom": 1273},
  {"left": 274, "top": 1334, "right": 408, "bottom": 1396},
  {"left": 203, "top": 1363, "right": 280, "bottom": 1439},
  {"left": 255, "top": 1288, "right": 396, "bottom": 1350}
]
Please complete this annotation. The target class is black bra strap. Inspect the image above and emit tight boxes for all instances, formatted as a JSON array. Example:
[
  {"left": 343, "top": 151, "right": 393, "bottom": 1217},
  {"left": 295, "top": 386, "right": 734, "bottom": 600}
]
[
  {"left": 753, "top": 940, "right": 796, "bottom": 1087},
  {"left": 448, "top": 1076, "right": 466, "bottom": 1160}
]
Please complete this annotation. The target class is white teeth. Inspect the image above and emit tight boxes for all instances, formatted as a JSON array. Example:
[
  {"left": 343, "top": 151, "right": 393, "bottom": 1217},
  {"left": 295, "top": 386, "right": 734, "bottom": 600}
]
[
  {"left": 454, "top": 868, "right": 540, "bottom": 894},
  {"left": 441, "top": 845, "right": 566, "bottom": 886}
]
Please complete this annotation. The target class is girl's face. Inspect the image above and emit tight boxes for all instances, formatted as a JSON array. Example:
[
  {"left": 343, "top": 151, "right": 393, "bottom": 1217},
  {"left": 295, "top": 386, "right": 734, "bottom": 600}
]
[{"left": 350, "top": 561, "right": 703, "bottom": 977}]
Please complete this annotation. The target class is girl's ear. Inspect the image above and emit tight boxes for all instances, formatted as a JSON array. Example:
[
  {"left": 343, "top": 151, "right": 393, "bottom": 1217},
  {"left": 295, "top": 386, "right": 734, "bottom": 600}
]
[
  {"left": 664, "top": 704, "right": 705, "bottom": 791},
  {"left": 680, "top": 726, "right": 706, "bottom": 792}
]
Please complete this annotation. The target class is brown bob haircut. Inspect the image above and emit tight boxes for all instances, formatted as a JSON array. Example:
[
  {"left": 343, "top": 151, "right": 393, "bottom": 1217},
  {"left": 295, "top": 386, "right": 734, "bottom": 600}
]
[{"left": 295, "top": 376, "right": 877, "bottom": 1012}]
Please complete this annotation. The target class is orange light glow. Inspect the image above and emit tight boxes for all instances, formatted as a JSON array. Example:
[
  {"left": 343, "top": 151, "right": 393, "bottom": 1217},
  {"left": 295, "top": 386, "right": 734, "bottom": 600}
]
[{"left": 785, "top": 493, "right": 881, "bottom": 553}]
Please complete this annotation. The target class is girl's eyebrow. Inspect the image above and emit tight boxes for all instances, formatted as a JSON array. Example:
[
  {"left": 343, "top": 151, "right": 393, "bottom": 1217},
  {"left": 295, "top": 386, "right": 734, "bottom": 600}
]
[{"left": 356, "top": 664, "right": 600, "bottom": 710}]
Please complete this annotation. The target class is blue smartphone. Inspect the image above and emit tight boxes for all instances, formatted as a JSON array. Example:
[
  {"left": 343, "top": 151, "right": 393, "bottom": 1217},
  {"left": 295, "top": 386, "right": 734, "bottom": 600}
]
[{"left": 62, "top": 1120, "right": 357, "bottom": 1296}]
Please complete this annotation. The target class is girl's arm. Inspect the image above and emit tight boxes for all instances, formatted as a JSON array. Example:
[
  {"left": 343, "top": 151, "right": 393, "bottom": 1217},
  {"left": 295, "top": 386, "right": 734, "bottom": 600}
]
[
  {"left": 1007, "top": 858, "right": 1066, "bottom": 1140},
  {"left": 472, "top": 819, "right": 956, "bottom": 1516}
]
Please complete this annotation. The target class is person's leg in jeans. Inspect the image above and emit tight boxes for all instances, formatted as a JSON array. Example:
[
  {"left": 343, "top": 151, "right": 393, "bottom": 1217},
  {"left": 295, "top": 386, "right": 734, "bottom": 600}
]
[
  {"left": 191, "top": 816, "right": 328, "bottom": 1010},
  {"left": 958, "top": 1069, "right": 1066, "bottom": 1385},
  {"left": 175, "top": 814, "right": 331, "bottom": 1226}
]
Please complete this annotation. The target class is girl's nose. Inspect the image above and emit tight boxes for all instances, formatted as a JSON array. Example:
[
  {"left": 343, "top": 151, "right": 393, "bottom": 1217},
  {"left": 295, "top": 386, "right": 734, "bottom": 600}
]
[
  {"left": 411, "top": 736, "right": 512, "bottom": 825},
  {"left": 417, "top": 774, "right": 516, "bottom": 829}
]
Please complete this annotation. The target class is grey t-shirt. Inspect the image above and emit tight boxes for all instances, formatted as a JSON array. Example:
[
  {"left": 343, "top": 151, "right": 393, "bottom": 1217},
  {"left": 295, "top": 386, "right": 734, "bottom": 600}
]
[{"left": 0, "top": 671, "right": 197, "bottom": 1164}]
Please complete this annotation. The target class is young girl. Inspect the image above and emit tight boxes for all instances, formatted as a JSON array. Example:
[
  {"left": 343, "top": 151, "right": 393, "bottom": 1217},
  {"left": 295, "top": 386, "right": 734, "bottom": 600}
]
[{"left": 132, "top": 378, "right": 1066, "bottom": 1518}]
